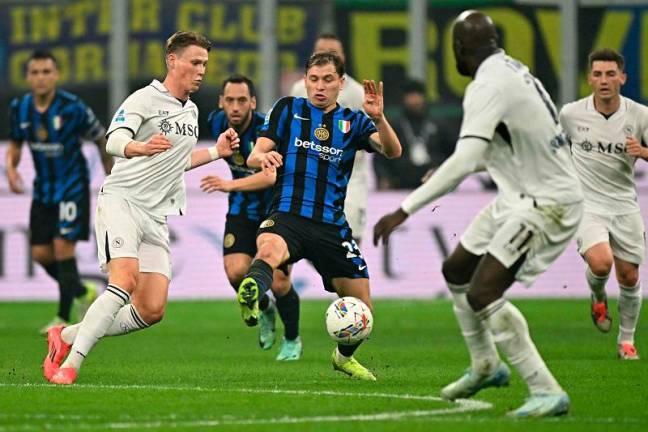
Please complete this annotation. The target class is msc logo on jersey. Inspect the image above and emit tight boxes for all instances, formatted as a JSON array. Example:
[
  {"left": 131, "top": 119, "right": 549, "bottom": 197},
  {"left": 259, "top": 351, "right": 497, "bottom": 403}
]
[
  {"left": 260, "top": 219, "right": 275, "bottom": 228},
  {"left": 580, "top": 140, "right": 626, "bottom": 154},
  {"left": 580, "top": 140, "right": 593, "bottom": 152},
  {"left": 158, "top": 119, "right": 199, "bottom": 137},
  {"left": 159, "top": 119, "right": 173, "bottom": 135},
  {"left": 314, "top": 127, "right": 329, "bottom": 141}
]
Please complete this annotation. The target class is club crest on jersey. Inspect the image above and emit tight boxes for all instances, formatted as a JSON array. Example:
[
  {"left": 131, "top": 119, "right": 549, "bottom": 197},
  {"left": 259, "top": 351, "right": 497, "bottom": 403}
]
[
  {"left": 233, "top": 152, "right": 245, "bottom": 166},
  {"left": 37, "top": 125, "right": 48, "bottom": 141},
  {"left": 52, "top": 115, "right": 62, "bottom": 130},
  {"left": 314, "top": 127, "right": 329, "bottom": 141},
  {"left": 338, "top": 120, "right": 350, "bottom": 134},
  {"left": 158, "top": 118, "right": 173, "bottom": 135},
  {"left": 624, "top": 124, "right": 634, "bottom": 136},
  {"left": 260, "top": 219, "right": 275, "bottom": 228},
  {"left": 223, "top": 233, "right": 235, "bottom": 248}
]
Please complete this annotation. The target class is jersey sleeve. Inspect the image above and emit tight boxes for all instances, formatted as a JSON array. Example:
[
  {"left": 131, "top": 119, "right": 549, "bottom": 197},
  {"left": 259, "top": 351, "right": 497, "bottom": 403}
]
[
  {"left": 458, "top": 82, "right": 506, "bottom": 141},
  {"left": 106, "top": 92, "right": 146, "bottom": 137},
  {"left": 76, "top": 100, "right": 106, "bottom": 141},
  {"left": 259, "top": 97, "right": 291, "bottom": 144},
  {"left": 207, "top": 110, "right": 227, "bottom": 139},
  {"left": 8, "top": 98, "right": 24, "bottom": 142},
  {"left": 354, "top": 111, "right": 378, "bottom": 152}
]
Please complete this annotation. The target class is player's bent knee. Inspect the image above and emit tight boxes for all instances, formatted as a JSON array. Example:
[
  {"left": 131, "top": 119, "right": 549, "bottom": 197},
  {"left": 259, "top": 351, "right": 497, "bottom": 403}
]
[
  {"left": 587, "top": 256, "right": 613, "bottom": 277},
  {"left": 618, "top": 270, "right": 639, "bottom": 288},
  {"left": 137, "top": 304, "right": 165, "bottom": 325},
  {"left": 442, "top": 258, "right": 465, "bottom": 285}
]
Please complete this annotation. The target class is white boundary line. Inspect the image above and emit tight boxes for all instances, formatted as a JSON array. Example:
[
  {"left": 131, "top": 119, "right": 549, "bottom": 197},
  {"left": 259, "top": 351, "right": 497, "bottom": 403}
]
[{"left": 0, "top": 383, "right": 492, "bottom": 430}]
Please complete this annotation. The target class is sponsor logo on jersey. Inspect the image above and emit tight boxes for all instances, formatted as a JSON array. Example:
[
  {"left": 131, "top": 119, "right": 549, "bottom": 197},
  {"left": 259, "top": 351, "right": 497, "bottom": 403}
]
[
  {"left": 314, "top": 127, "right": 329, "bottom": 141},
  {"left": 115, "top": 109, "right": 126, "bottom": 123},
  {"left": 580, "top": 140, "right": 627, "bottom": 154},
  {"left": 260, "top": 219, "right": 275, "bottom": 228},
  {"left": 223, "top": 233, "right": 235, "bottom": 248},
  {"left": 293, "top": 137, "right": 343, "bottom": 163},
  {"left": 293, "top": 113, "right": 309, "bottom": 121},
  {"left": 159, "top": 118, "right": 173, "bottom": 135}
]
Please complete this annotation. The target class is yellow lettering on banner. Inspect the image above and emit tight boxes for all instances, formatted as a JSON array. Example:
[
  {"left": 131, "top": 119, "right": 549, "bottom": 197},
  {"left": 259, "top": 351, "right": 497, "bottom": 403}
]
[
  {"left": 209, "top": 4, "right": 236, "bottom": 42},
  {"left": 143, "top": 42, "right": 165, "bottom": 77},
  {"left": 177, "top": 1, "right": 206, "bottom": 34},
  {"left": 129, "top": 42, "right": 140, "bottom": 78},
  {"left": 579, "top": 11, "right": 633, "bottom": 97},
  {"left": 536, "top": 10, "right": 561, "bottom": 79},
  {"left": 30, "top": 5, "right": 62, "bottom": 42},
  {"left": 51, "top": 48, "right": 70, "bottom": 83},
  {"left": 240, "top": 5, "right": 259, "bottom": 43},
  {"left": 206, "top": 49, "right": 233, "bottom": 85},
  {"left": 238, "top": 50, "right": 258, "bottom": 78},
  {"left": 280, "top": 52, "right": 298, "bottom": 72},
  {"left": 63, "top": 0, "right": 95, "bottom": 38},
  {"left": 98, "top": 0, "right": 112, "bottom": 34},
  {"left": 132, "top": 0, "right": 160, "bottom": 32},
  {"left": 426, "top": 22, "right": 439, "bottom": 102},
  {"left": 76, "top": 44, "right": 104, "bottom": 82},
  {"left": 642, "top": 12, "right": 648, "bottom": 100},
  {"left": 487, "top": 8, "right": 534, "bottom": 70},
  {"left": 351, "top": 13, "right": 408, "bottom": 83},
  {"left": 278, "top": 7, "right": 304, "bottom": 44},
  {"left": 9, "top": 51, "right": 31, "bottom": 89},
  {"left": 10, "top": 7, "right": 27, "bottom": 43}
]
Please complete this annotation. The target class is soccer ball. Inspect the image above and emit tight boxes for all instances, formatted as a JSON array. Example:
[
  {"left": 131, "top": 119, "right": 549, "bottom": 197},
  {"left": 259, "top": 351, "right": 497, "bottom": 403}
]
[{"left": 325, "top": 296, "right": 373, "bottom": 345}]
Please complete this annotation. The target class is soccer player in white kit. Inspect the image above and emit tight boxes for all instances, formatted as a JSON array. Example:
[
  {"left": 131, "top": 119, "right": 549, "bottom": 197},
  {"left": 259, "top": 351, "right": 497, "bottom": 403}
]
[
  {"left": 289, "top": 34, "right": 368, "bottom": 243},
  {"left": 559, "top": 49, "right": 646, "bottom": 360},
  {"left": 374, "top": 11, "right": 583, "bottom": 417},
  {"left": 42, "top": 31, "right": 240, "bottom": 385}
]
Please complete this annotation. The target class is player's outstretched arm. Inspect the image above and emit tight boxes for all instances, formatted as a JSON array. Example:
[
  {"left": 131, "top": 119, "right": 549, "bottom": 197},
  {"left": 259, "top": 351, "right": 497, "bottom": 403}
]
[
  {"left": 93, "top": 136, "right": 114, "bottom": 174},
  {"left": 201, "top": 171, "right": 276, "bottom": 194},
  {"left": 363, "top": 80, "right": 401, "bottom": 159},
  {"left": 626, "top": 136, "right": 648, "bottom": 161},
  {"left": 248, "top": 137, "right": 282, "bottom": 175},
  {"left": 106, "top": 129, "right": 173, "bottom": 158},
  {"left": 186, "top": 128, "right": 240, "bottom": 171},
  {"left": 5, "top": 140, "right": 24, "bottom": 194}
]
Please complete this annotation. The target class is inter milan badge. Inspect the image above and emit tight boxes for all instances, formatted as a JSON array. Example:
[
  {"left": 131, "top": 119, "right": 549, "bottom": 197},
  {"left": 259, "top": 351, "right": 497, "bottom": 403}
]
[
  {"left": 233, "top": 152, "right": 245, "bottom": 166},
  {"left": 158, "top": 118, "right": 173, "bottom": 135},
  {"left": 37, "top": 125, "right": 48, "bottom": 141},
  {"left": 223, "top": 233, "right": 235, "bottom": 248},
  {"left": 314, "top": 126, "right": 329, "bottom": 141}
]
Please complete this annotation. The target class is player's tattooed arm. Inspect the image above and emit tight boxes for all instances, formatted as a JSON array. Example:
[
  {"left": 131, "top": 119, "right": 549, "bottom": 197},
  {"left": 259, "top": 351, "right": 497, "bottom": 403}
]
[{"left": 5, "top": 140, "right": 24, "bottom": 193}]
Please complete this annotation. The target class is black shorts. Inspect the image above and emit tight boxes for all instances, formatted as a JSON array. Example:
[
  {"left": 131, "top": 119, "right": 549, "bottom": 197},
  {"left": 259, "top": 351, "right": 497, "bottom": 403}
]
[
  {"left": 29, "top": 190, "right": 90, "bottom": 245},
  {"left": 223, "top": 214, "right": 260, "bottom": 256},
  {"left": 257, "top": 212, "right": 369, "bottom": 292}
]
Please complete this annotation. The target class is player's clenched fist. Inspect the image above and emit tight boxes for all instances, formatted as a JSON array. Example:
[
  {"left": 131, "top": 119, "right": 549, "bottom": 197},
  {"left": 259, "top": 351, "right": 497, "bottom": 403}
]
[
  {"left": 260, "top": 151, "right": 283, "bottom": 175},
  {"left": 215, "top": 128, "right": 240, "bottom": 158},
  {"left": 626, "top": 136, "right": 646, "bottom": 158}
]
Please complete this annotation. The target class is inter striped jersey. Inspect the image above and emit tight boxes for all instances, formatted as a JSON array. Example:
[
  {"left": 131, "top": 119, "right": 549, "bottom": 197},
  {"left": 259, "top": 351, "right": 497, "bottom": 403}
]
[
  {"left": 259, "top": 96, "right": 376, "bottom": 225},
  {"left": 207, "top": 110, "right": 272, "bottom": 221},
  {"left": 9, "top": 90, "right": 104, "bottom": 204}
]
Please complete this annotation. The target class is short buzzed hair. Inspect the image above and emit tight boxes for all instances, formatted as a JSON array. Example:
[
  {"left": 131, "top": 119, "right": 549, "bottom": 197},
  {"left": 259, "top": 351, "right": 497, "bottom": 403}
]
[
  {"left": 26, "top": 49, "right": 59, "bottom": 73},
  {"left": 222, "top": 74, "right": 256, "bottom": 97},
  {"left": 588, "top": 48, "right": 625, "bottom": 71},
  {"left": 305, "top": 51, "right": 345, "bottom": 76},
  {"left": 165, "top": 31, "right": 212, "bottom": 55}
]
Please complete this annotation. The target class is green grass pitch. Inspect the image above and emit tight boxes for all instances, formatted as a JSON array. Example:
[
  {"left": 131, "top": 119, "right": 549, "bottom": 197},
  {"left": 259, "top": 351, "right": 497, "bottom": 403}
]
[{"left": 0, "top": 298, "right": 646, "bottom": 431}]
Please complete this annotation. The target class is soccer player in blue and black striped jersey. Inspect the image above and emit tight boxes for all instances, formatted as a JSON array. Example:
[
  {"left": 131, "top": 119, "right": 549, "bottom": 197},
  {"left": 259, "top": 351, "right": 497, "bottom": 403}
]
[
  {"left": 236, "top": 52, "right": 402, "bottom": 380},
  {"left": 201, "top": 75, "right": 302, "bottom": 360},
  {"left": 5, "top": 50, "right": 113, "bottom": 333}
]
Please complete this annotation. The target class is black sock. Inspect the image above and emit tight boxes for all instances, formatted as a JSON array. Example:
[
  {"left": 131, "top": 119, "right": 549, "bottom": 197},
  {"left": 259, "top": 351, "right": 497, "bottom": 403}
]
[
  {"left": 259, "top": 293, "right": 270, "bottom": 311},
  {"left": 42, "top": 262, "right": 58, "bottom": 280},
  {"left": 245, "top": 259, "right": 274, "bottom": 296},
  {"left": 56, "top": 258, "right": 85, "bottom": 321},
  {"left": 276, "top": 286, "right": 300, "bottom": 340},
  {"left": 338, "top": 341, "right": 362, "bottom": 357}
]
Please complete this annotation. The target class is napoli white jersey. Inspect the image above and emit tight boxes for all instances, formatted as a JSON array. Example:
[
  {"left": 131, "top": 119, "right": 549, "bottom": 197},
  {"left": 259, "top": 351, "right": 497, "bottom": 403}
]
[
  {"left": 560, "top": 95, "right": 648, "bottom": 215},
  {"left": 103, "top": 80, "right": 199, "bottom": 218},
  {"left": 460, "top": 51, "right": 582, "bottom": 205},
  {"left": 290, "top": 74, "right": 369, "bottom": 237}
]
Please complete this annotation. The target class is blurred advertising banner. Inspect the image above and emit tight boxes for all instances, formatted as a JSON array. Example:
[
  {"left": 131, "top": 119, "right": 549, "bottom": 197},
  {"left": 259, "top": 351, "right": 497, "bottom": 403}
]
[
  {"left": 0, "top": 0, "right": 321, "bottom": 138},
  {"left": 3, "top": 142, "right": 648, "bottom": 300},
  {"left": 336, "top": 1, "right": 648, "bottom": 107}
]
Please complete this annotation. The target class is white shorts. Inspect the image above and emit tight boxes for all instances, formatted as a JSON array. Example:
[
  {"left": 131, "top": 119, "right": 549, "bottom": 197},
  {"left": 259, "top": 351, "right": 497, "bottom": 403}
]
[
  {"left": 461, "top": 197, "right": 517, "bottom": 256},
  {"left": 95, "top": 193, "right": 172, "bottom": 280},
  {"left": 576, "top": 211, "right": 645, "bottom": 265},
  {"left": 344, "top": 153, "right": 368, "bottom": 241}
]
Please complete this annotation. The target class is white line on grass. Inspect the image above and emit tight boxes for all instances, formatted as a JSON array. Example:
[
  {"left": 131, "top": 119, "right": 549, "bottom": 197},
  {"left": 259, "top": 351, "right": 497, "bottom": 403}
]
[{"left": 0, "top": 383, "right": 491, "bottom": 430}]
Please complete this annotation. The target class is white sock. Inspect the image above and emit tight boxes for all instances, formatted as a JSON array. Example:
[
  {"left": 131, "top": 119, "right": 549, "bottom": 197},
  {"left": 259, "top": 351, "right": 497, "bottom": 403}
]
[
  {"left": 448, "top": 282, "right": 499, "bottom": 375},
  {"left": 618, "top": 282, "right": 642, "bottom": 344},
  {"left": 61, "top": 284, "right": 130, "bottom": 371},
  {"left": 60, "top": 304, "right": 149, "bottom": 344},
  {"left": 586, "top": 266, "right": 609, "bottom": 302},
  {"left": 478, "top": 299, "right": 563, "bottom": 395}
]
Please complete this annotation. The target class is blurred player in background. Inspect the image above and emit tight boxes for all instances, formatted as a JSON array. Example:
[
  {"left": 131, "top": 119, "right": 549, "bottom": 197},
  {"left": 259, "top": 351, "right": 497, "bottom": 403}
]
[
  {"left": 43, "top": 31, "right": 239, "bottom": 385},
  {"left": 201, "top": 74, "right": 302, "bottom": 360},
  {"left": 560, "top": 48, "right": 646, "bottom": 360},
  {"left": 5, "top": 49, "right": 113, "bottom": 333},
  {"left": 238, "top": 52, "right": 401, "bottom": 381},
  {"left": 289, "top": 34, "right": 368, "bottom": 243},
  {"left": 374, "top": 11, "right": 582, "bottom": 417}
]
